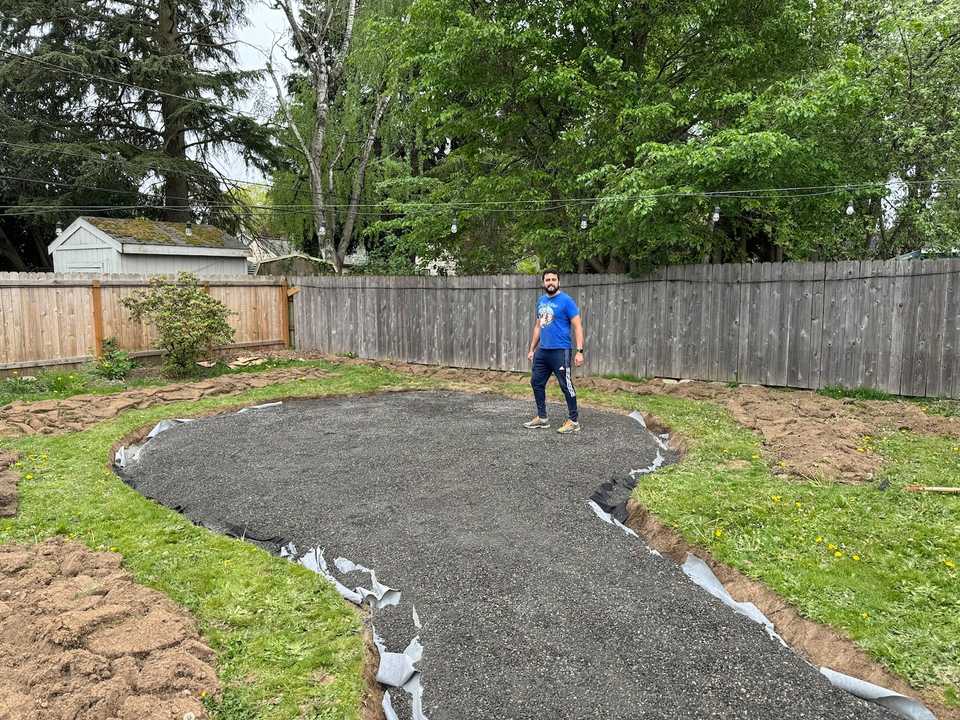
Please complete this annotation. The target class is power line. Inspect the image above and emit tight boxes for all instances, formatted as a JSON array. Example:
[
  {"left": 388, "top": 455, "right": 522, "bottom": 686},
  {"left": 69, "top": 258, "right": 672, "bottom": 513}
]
[
  {"left": 7, "top": 135, "right": 960, "bottom": 209},
  {"left": 0, "top": 48, "right": 275, "bottom": 122},
  {"left": 0, "top": 140, "right": 275, "bottom": 190},
  {"left": 5, "top": 49, "right": 960, "bottom": 213}
]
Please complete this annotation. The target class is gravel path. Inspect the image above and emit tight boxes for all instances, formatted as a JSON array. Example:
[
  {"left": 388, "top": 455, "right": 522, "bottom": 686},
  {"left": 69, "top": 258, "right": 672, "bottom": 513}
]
[{"left": 120, "top": 391, "right": 891, "bottom": 720}]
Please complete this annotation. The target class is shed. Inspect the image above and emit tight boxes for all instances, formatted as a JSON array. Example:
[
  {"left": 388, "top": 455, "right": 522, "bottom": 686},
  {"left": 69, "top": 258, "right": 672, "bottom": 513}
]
[{"left": 48, "top": 217, "right": 250, "bottom": 275}]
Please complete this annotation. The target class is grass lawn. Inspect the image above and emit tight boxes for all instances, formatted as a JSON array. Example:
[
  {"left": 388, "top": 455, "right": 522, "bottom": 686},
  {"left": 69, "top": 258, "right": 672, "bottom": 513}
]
[
  {"left": 2, "top": 361, "right": 957, "bottom": 715},
  {"left": 0, "top": 362, "right": 428, "bottom": 720},
  {"left": 563, "top": 384, "right": 959, "bottom": 707}
]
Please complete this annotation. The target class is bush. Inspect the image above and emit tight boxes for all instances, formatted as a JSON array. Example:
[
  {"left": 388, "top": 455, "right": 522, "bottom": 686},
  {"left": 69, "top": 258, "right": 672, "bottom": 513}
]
[
  {"left": 122, "top": 273, "right": 235, "bottom": 377},
  {"left": 93, "top": 338, "right": 135, "bottom": 380}
]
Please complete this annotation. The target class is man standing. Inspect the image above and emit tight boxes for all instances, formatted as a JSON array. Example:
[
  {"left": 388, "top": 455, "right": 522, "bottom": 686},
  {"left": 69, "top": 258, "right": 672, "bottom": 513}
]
[{"left": 523, "top": 270, "right": 584, "bottom": 433}]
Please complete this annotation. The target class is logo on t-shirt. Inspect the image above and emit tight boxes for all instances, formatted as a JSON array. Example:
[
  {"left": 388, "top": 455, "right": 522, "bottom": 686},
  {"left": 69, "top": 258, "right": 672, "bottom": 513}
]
[{"left": 538, "top": 303, "right": 555, "bottom": 328}]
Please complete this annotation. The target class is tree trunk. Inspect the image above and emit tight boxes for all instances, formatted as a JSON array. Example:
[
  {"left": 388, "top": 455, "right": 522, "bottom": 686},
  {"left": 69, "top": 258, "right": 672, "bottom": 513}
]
[
  {"left": 158, "top": 0, "right": 190, "bottom": 223},
  {"left": 338, "top": 93, "right": 391, "bottom": 268},
  {"left": 0, "top": 229, "right": 27, "bottom": 271}
]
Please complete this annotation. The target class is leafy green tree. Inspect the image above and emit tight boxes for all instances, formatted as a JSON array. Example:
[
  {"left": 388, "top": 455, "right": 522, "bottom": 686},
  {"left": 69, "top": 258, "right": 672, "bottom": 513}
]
[{"left": 385, "top": 0, "right": 960, "bottom": 270}]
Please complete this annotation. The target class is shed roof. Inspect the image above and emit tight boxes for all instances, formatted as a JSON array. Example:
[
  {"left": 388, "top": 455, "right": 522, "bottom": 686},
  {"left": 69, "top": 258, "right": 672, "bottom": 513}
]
[{"left": 81, "top": 217, "right": 245, "bottom": 250}]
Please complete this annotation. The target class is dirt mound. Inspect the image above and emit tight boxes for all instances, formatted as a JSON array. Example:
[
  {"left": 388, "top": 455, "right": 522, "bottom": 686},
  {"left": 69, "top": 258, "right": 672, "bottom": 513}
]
[
  {"left": 0, "top": 452, "right": 19, "bottom": 518},
  {"left": 0, "top": 538, "right": 219, "bottom": 720},
  {"left": 0, "top": 365, "right": 329, "bottom": 438}
]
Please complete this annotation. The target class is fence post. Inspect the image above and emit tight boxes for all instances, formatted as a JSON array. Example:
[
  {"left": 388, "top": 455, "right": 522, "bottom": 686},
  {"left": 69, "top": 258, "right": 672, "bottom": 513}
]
[
  {"left": 280, "top": 278, "right": 291, "bottom": 348},
  {"left": 90, "top": 279, "right": 104, "bottom": 357}
]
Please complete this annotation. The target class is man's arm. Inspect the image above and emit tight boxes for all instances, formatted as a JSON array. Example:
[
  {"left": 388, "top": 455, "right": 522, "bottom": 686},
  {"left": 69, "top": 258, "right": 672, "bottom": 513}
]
[
  {"left": 527, "top": 319, "right": 541, "bottom": 361},
  {"left": 571, "top": 315, "right": 584, "bottom": 366}
]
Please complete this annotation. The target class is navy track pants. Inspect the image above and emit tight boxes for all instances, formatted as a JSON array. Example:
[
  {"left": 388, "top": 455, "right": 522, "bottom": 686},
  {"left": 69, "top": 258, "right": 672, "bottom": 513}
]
[{"left": 531, "top": 347, "right": 578, "bottom": 421}]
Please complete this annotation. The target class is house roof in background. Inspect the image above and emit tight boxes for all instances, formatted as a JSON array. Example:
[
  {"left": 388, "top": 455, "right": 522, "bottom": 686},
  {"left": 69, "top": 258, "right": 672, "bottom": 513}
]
[{"left": 81, "top": 217, "right": 245, "bottom": 251}]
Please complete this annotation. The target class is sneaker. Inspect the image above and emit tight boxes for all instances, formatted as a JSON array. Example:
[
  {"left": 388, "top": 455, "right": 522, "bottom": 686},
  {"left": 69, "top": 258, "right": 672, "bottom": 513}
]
[
  {"left": 557, "top": 419, "right": 581, "bottom": 434},
  {"left": 523, "top": 416, "right": 550, "bottom": 429}
]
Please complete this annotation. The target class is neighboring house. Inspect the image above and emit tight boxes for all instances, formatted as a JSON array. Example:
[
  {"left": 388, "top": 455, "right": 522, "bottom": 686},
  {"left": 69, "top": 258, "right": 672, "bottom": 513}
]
[
  {"left": 255, "top": 253, "right": 333, "bottom": 276},
  {"left": 242, "top": 232, "right": 295, "bottom": 263},
  {"left": 320, "top": 244, "right": 369, "bottom": 271},
  {"left": 895, "top": 248, "right": 960, "bottom": 259},
  {"left": 48, "top": 217, "right": 250, "bottom": 275},
  {"left": 416, "top": 253, "right": 458, "bottom": 276}
]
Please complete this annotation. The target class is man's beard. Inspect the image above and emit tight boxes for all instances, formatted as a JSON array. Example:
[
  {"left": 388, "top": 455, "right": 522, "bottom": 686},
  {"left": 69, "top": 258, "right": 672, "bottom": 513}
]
[{"left": 545, "top": 284, "right": 558, "bottom": 295}]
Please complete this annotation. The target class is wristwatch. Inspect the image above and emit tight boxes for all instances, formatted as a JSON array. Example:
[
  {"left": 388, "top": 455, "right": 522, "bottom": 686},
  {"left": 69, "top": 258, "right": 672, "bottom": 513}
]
[{"left": 576, "top": 348, "right": 584, "bottom": 354}]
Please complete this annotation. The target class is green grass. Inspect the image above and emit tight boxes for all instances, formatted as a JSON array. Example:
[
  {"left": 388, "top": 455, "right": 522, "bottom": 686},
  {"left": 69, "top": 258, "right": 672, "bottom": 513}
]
[
  {"left": 817, "top": 385, "right": 896, "bottom": 401},
  {"left": 564, "top": 384, "right": 958, "bottom": 705},
  {"left": 2, "top": 362, "right": 957, "bottom": 711},
  {"left": 0, "top": 363, "right": 425, "bottom": 720}
]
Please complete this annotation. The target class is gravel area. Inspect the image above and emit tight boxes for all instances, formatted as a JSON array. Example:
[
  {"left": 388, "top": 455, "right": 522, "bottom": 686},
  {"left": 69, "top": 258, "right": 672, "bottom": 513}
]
[{"left": 119, "top": 391, "right": 891, "bottom": 720}]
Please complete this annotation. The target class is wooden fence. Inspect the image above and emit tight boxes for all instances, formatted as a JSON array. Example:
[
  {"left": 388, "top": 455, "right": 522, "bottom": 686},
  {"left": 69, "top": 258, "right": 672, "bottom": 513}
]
[
  {"left": 0, "top": 272, "right": 289, "bottom": 371},
  {"left": 292, "top": 259, "right": 960, "bottom": 399}
]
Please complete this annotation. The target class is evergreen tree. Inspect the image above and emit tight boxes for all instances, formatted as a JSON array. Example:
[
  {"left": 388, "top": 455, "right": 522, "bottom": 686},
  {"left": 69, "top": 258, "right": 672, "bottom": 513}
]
[{"left": 0, "top": 0, "right": 276, "bottom": 268}]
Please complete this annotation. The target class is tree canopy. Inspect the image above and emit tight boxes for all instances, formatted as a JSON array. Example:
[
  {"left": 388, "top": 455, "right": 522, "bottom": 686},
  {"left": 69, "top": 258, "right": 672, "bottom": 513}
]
[{"left": 2, "top": 0, "right": 959, "bottom": 272}]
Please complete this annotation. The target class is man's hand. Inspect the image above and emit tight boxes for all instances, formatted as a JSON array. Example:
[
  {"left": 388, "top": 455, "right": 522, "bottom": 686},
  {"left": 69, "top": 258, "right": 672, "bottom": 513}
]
[
  {"left": 574, "top": 351, "right": 584, "bottom": 367},
  {"left": 527, "top": 349, "right": 535, "bottom": 362}
]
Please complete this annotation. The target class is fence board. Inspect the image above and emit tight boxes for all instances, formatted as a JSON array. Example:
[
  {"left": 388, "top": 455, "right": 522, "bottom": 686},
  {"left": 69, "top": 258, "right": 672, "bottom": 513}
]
[
  {"left": 287, "top": 261, "right": 960, "bottom": 399},
  {"left": 1, "top": 272, "right": 286, "bottom": 371},
  {"left": 6, "top": 262, "right": 958, "bottom": 398}
]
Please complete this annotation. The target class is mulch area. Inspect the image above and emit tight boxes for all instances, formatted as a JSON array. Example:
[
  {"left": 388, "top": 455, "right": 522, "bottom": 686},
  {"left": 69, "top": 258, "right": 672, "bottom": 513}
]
[{"left": 0, "top": 538, "right": 219, "bottom": 720}]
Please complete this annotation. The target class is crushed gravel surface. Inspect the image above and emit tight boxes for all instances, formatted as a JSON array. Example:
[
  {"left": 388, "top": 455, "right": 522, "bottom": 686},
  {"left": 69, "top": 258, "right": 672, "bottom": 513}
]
[{"left": 120, "top": 391, "right": 891, "bottom": 720}]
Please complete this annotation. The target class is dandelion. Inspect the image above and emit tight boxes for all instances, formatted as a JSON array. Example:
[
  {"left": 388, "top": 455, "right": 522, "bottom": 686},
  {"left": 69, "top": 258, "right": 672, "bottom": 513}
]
[
  {"left": 772, "top": 495, "right": 782, "bottom": 503},
  {"left": 714, "top": 528, "right": 724, "bottom": 539},
  {"left": 827, "top": 543, "right": 837, "bottom": 551},
  {"left": 853, "top": 555, "right": 861, "bottom": 561},
  {"left": 945, "top": 559, "right": 956, "bottom": 570},
  {"left": 815, "top": 536, "right": 824, "bottom": 543},
  {"left": 24, "top": 473, "right": 33, "bottom": 480},
  {"left": 795, "top": 501, "right": 802, "bottom": 508},
  {"left": 834, "top": 550, "right": 843, "bottom": 558},
  {"left": 862, "top": 612, "right": 870, "bottom": 620},
  {"left": 751, "top": 454, "right": 760, "bottom": 460},
  {"left": 856, "top": 447, "right": 866, "bottom": 453}
]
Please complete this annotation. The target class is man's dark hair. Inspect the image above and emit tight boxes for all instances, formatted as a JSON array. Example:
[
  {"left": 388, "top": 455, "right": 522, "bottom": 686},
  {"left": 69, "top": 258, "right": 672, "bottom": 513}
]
[{"left": 541, "top": 269, "right": 560, "bottom": 280}]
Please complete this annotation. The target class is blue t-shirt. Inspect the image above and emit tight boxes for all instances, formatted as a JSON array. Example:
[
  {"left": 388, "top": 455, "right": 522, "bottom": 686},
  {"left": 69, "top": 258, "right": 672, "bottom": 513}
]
[{"left": 536, "top": 291, "right": 580, "bottom": 349}]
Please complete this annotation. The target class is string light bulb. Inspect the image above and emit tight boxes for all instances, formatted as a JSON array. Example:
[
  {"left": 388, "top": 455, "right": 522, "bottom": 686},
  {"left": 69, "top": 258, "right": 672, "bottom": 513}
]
[
  {"left": 579, "top": 213, "right": 588, "bottom": 230},
  {"left": 711, "top": 206, "right": 720, "bottom": 223},
  {"left": 450, "top": 217, "right": 458, "bottom": 234},
  {"left": 318, "top": 221, "right": 326, "bottom": 237},
  {"left": 845, "top": 200, "right": 855, "bottom": 216},
  {"left": 55, "top": 221, "right": 63, "bottom": 235},
  {"left": 185, "top": 221, "right": 193, "bottom": 236}
]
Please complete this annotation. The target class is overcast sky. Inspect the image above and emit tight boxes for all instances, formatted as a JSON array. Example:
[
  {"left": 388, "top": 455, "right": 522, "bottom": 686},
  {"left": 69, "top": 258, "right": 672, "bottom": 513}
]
[{"left": 213, "top": 0, "right": 291, "bottom": 184}]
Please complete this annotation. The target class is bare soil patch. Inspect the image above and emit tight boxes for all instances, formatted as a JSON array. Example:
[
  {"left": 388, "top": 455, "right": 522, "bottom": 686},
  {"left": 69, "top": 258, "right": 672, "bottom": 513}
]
[
  {"left": 0, "top": 538, "right": 219, "bottom": 720},
  {"left": 0, "top": 365, "right": 329, "bottom": 438},
  {"left": 8, "top": 350, "right": 955, "bottom": 485},
  {"left": 0, "top": 452, "right": 19, "bottom": 518}
]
